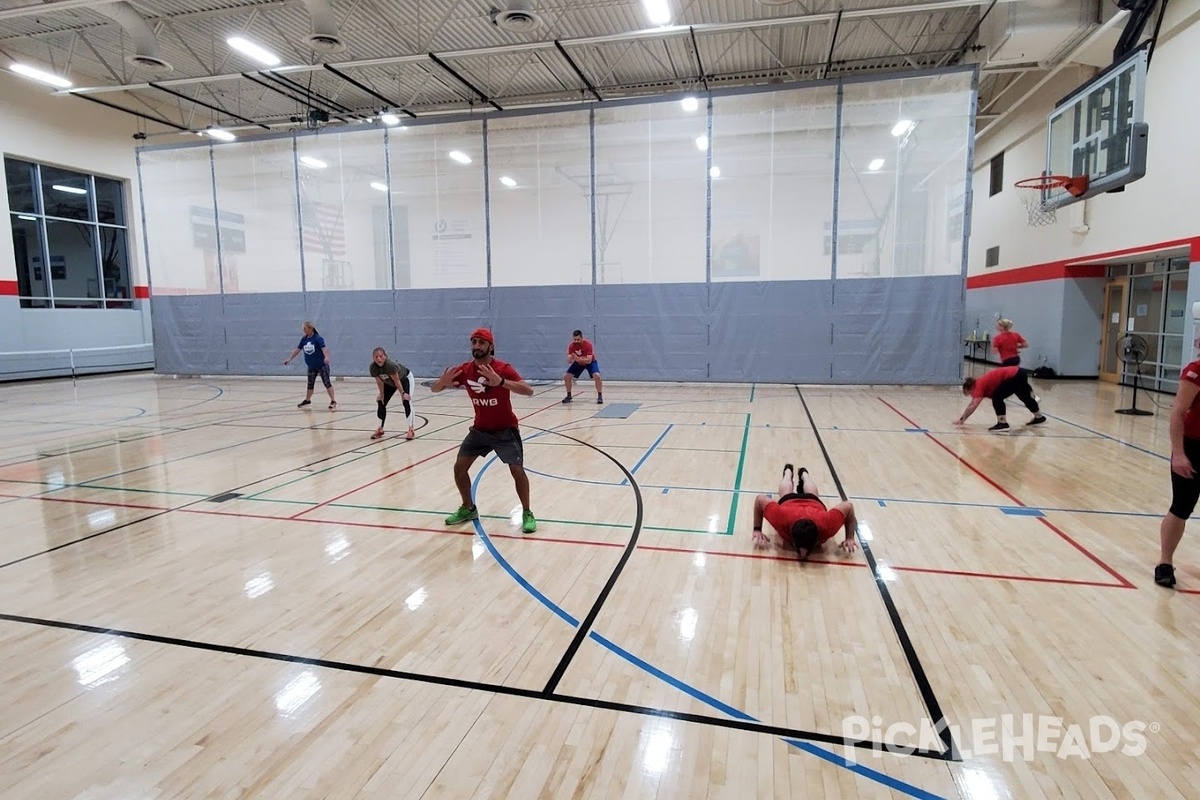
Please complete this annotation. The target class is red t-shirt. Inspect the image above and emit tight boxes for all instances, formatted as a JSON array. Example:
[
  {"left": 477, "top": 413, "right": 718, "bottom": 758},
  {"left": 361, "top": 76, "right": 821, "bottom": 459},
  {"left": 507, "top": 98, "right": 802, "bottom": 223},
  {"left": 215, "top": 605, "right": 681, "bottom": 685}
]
[
  {"left": 568, "top": 339, "right": 594, "bottom": 363},
  {"left": 972, "top": 366, "right": 1020, "bottom": 399},
  {"left": 453, "top": 358, "right": 523, "bottom": 431},
  {"left": 763, "top": 498, "right": 845, "bottom": 545},
  {"left": 993, "top": 331, "right": 1023, "bottom": 361},
  {"left": 1181, "top": 360, "right": 1200, "bottom": 438}
]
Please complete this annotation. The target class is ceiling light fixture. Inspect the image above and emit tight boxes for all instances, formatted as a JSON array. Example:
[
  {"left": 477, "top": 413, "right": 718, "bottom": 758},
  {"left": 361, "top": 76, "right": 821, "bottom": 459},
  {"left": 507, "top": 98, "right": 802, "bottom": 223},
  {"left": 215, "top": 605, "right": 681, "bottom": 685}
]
[
  {"left": 9, "top": 63, "right": 72, "bottom": 88},
  {"left": 226, "top": 36, "right": 281, "bottom": 67}
]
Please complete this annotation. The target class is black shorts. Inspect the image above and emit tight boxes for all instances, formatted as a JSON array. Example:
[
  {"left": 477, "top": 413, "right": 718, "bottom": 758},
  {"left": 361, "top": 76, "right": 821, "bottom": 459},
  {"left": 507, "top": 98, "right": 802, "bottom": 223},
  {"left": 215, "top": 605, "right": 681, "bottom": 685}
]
[
  {"left": 778, "top": 492, "right": 822, "bottom": 504},
  {"left": 459, "top": 426, "right": 524, "bottom": 466},
  {"left": 1169, "top": 437, "right": 1200, "bottom": 519}
]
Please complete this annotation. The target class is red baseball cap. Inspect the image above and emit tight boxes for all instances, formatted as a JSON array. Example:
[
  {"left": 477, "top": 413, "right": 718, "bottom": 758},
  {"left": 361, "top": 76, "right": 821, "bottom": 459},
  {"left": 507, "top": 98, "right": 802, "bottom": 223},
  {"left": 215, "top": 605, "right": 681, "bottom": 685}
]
[{"left": 470, "top": 327, "right": 494, "bottom": 344}]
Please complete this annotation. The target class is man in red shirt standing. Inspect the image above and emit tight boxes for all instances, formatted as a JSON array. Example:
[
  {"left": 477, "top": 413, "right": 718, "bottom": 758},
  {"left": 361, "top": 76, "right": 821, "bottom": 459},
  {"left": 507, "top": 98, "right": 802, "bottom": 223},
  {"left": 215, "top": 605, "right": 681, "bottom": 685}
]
[
  {"left": 562, "top": 329, "right": 604, "bottom": 405},
  {"left": 955, "top": 365, "right": 1047, "bottom": 432},
  {"left": 751, "top": 463, "right": 858, "bottom": 561},
  {"left": 1155, "top": 358, "right": 1200, "bottom": 587},
  {"left": 431, "top": 327, "right": 538, "bottom": 533}
]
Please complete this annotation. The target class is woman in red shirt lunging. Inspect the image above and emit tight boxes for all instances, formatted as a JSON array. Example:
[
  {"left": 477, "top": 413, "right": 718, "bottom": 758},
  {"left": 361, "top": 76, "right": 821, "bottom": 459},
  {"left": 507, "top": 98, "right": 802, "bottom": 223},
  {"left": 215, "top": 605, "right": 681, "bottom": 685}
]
[{"left": 992, "top": 318, "right": 1029, "bottom": 366}]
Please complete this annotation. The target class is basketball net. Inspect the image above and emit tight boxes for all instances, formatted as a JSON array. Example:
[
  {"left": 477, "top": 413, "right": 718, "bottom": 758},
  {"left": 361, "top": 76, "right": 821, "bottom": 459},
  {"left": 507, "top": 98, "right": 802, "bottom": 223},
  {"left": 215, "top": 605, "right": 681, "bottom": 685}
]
[
  {"left": 1018, "top": 189, "right": 1057, "bottom": 227},
  {"left": 1014, "top": 175, "right": 1088, "bottom": 228}
]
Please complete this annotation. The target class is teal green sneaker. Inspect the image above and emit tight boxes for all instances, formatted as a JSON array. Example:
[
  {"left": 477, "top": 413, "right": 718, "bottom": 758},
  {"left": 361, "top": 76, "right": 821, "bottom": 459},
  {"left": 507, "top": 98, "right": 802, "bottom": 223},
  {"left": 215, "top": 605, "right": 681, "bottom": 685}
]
[
  {"left": 445, "top": 504, "right": 479, "bottom": 525},
  {"left": 521, "top": 509, "right": 537, "bottom": 534}
]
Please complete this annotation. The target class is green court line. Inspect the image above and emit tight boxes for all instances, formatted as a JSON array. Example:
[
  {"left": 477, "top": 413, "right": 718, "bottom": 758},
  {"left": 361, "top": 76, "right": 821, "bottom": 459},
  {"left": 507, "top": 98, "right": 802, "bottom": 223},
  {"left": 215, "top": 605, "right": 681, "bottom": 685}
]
[
  {"left": 750, "top": 383, "right": 756, "bottom": 403},
  {"left": 33, "top": 478, "right": 724, "bottom": 536},
  {"left": 76, "top": 484, "right": 211, "bottom": 498},
  {"left": 240, "top": 416, "right": 469, "bottom": 499},
  {"left": 725, "top": 413, "right": 752, "bottom": 535},
  {"left": 326, "top": 502, "right": 717, "bottom": 535}
]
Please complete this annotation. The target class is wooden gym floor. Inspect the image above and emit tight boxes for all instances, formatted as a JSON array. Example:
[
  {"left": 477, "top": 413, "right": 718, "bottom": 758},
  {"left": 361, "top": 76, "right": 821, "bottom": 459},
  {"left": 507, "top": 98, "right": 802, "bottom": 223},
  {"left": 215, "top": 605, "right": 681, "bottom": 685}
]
[{"left": 0, "top": 369, "right": 1196, "bottom": 799}]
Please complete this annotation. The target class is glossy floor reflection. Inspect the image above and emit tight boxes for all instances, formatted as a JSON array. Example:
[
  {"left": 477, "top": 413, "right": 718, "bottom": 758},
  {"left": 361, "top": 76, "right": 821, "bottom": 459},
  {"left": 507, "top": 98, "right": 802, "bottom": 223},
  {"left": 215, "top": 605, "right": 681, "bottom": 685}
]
[{"left": 0, "top": 372, "right": 1195, "bottom": 799}]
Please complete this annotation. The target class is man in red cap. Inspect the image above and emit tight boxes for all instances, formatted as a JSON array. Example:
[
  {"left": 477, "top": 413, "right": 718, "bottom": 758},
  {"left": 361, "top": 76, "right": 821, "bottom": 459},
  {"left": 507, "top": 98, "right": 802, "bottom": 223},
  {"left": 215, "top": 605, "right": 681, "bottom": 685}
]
[{"left": 430, "top": 327, "right": 539, "bottom": 533}]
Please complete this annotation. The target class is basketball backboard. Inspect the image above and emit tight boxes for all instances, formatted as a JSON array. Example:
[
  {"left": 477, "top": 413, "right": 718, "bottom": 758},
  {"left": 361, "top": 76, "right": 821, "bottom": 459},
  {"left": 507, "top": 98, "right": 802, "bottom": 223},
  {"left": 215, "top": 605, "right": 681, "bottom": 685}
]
[{"left": 1042, "top": 47, "right": 1149, "bottom": 210}]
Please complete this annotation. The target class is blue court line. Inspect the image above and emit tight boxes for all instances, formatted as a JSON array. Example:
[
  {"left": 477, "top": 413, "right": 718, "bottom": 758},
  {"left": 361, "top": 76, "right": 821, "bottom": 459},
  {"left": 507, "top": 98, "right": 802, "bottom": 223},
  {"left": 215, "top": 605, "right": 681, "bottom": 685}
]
[
  {"left": 620, "top": 424, "right": 673, "bottom": 486},
  {"left": 848, "top": 494, "right": 1162, "bottom": 519},
  {"left": 468, "top": 458, "right": 945, "bottom": 799},
  {"left": 1047, "top": 413, "right": 1168, "bottom": 460}
]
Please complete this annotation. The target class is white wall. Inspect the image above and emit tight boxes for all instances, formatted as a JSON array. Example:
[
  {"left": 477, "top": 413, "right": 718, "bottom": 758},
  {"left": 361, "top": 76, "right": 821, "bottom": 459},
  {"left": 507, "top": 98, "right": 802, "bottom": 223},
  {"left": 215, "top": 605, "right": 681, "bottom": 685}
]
[
  {"left": 968, "top": 1, "right": 1200, "bottom": 275},
  {"left": 0, "top": 71, "right": 161, "bottom": 374}
]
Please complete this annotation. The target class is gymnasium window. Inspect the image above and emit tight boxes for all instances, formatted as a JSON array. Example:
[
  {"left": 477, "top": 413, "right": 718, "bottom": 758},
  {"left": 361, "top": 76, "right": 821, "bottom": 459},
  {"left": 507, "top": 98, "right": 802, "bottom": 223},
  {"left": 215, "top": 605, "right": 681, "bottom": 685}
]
[
  {"left": 988, "top": 152, "right": 1004, "bottom": 196},
  {"left": 5, "top": 157, "right": 133, "bottom": 309}
]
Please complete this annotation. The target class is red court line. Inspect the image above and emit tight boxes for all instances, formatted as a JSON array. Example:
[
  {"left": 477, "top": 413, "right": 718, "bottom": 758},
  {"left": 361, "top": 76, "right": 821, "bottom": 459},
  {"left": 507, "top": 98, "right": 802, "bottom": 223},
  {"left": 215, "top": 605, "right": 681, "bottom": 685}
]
[
  {"left": 5, "top": 489, "right": 1141, "bottom": 589},
  {"left": 0, "top": 492, "right": 169, "bottom": 512},
  {"left": 288, "top": 397, "right": 564, "bottom": 521},
  {"left": 877, "top": 397, "right": 1136, "bottom": 589}
]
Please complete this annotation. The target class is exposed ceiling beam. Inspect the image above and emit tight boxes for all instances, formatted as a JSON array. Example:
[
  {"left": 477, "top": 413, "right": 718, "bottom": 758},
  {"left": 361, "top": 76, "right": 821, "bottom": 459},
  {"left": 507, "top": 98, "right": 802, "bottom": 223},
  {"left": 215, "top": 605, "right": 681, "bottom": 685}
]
[{"left": 57, "top": 0, "right": 1018, "bottom": 96}]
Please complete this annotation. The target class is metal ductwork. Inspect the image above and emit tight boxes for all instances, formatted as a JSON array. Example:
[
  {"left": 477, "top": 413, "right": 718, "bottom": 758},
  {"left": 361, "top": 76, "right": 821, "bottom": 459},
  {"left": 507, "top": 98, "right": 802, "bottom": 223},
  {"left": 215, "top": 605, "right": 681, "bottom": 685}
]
[
  {"left": 93, "top": 1, "right": 173, "bottom": 73},
  {"left": 978, "top": 0, "right": 1102, "bottom": 67},
  {"left": 301, "top": 0, "right": 347, "bottom": 54}
]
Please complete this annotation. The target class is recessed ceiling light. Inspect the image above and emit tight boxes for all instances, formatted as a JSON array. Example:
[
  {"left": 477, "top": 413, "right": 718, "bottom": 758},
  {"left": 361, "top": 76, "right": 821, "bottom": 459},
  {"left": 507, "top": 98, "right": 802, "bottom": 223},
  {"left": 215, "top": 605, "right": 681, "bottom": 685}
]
[
  {"left": 448, "top": 150, "right": 472, "bottom": 164},
  {"left": 500, "top": 176, "right": 517, "bottom": 187},
  {"left": 226, "top": 36, "right": 281, "bottom": 67},
  {"left": 891, "top": 120, "right": 915, "bottom": 137},
  {"left": 642, "top": 0, "right": 672, "bottom": 26},
  {"left": 52, "top": 184, "right": 88, "bottom": 195},
  {"left": 205, "top": 128, "right": 236, "bottom": 142},
  {"left": 370, "top": 182, "right": 388, "bottom": 192},
  {"left": 299, "top": 156, "right": 328, "bottom": 169},
  {"left": 868, "top": 158, "right": 885, "bottom": 171},
  {"left": 10, "top": 63, "right": 72, "bottom": 88},
  {"left": 695, "top": 135, "right": 708, "bottom": 151},
  {"left": 680, "top": 96, "right": 699, "bottom": 112},
  {"left": 709, "top": 166, "right": 720, "bottom": 179},
  {"left": 380, "top": 113, "right": 401, "bottom": 126}
]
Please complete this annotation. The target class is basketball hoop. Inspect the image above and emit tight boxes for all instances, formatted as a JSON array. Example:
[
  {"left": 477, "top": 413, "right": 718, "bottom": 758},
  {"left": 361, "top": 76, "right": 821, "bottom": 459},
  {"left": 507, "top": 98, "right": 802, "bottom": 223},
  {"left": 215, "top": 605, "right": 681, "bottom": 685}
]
[{"left": 1014, "top": 175, "right": 1089, "bottom": 227}]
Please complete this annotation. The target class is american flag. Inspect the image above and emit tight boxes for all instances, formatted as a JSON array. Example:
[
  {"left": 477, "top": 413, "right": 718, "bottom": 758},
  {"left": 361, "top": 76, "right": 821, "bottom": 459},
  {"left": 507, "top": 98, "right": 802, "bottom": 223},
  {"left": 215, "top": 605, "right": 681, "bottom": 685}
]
[{"left": 301, "top": 201, "right": 346, "bottom": 259}]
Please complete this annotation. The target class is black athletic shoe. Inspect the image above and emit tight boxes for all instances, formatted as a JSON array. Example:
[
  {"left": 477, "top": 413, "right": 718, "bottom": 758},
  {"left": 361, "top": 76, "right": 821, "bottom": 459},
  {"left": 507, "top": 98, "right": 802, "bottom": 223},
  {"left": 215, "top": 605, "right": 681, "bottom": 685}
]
[
  {"left": 988, "top": 422, "right": 1010, "bottom": 432},
  {"left": 1155, "top": 563, "right": 1176, "bottom": 587},
  {"left": 782, "top": 463, "right": 794, "bottom": 481},
  {"left": 1027, "top": 416, "right": 1047, "bottom": 426},
  {"left": 796, "top": 466, "right": 809, "bottom": 488}
]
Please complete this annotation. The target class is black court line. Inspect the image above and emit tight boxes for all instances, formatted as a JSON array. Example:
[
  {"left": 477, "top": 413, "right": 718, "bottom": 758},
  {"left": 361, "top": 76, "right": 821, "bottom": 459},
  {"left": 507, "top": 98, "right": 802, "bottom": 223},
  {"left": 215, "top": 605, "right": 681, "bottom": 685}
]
[
  {"left": 0, "top": 414, "right": 438, "bottom": 572},
  {"left": 795, "top": 386, "right": 961, "bottom": 762},
  {"left": 535, "top": 424, "right": 644, "bottom": 695},
  {"left": 0, "top": 612, "right": 946, "bottom": 760},
  {"left": 0, "top": 388, "right": 566, "bottom": 571}
]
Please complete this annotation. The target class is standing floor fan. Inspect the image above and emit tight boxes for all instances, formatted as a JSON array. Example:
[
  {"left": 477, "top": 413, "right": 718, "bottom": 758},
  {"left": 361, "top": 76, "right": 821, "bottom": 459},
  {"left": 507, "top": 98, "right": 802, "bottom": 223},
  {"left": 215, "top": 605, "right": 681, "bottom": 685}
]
[{"left": 1115, "top": 333, "right": 1154, "bottom": 416}]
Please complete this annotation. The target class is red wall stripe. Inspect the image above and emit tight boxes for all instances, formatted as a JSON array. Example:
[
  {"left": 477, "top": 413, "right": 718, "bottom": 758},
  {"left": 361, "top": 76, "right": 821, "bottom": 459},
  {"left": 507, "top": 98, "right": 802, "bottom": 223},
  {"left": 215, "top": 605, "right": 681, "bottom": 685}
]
[
  {"left": 134, "top": 285, "right": 150, "bottom": 299},
  {"left": 967, "top": 236, "right": 1200, "bottom": 289},
  {"left": 0, "top": 280, "right": 17, "bottom": 296}
]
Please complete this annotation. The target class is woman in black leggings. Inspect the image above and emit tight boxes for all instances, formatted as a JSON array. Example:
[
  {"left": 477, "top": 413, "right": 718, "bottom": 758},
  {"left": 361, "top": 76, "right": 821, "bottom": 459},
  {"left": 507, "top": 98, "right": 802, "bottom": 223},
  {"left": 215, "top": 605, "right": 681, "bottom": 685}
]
[{"left": 369, "top": 347, "right": 415, "bottom": 440}]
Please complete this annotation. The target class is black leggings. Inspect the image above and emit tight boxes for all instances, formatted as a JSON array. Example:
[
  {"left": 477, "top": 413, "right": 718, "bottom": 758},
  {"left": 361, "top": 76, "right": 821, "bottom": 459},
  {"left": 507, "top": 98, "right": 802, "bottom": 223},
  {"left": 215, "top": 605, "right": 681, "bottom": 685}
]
[
  {"left": 378, "top": 374, "right": 414, "bottom": 428},
  {"left": 1169, "top": 437, "right": 1200, "bottom": 519},
  {"left": 991, "top": 369, "right": 1040, "bottom": 417}
]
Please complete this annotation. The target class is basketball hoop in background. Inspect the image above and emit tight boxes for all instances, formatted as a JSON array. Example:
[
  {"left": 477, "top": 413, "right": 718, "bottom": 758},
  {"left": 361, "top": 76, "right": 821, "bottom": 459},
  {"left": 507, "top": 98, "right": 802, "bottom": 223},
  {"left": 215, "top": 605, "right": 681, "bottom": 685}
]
[{"left": 1014, "top": 175, "right": 1089, "bottom": 227}]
